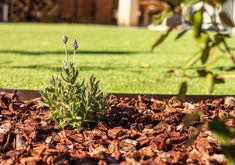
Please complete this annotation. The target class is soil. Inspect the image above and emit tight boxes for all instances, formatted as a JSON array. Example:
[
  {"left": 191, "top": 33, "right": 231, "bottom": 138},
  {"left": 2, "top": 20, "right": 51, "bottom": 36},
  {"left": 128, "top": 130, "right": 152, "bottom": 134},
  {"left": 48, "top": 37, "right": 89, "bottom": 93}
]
[{"left": 0, "top": 92, "right": 235, "bottom": 165}]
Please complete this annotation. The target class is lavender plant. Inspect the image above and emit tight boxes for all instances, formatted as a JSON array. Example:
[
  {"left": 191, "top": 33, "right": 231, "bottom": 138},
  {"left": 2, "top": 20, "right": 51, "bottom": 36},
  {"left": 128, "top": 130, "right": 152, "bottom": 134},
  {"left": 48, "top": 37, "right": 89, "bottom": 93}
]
[{"left": 41, "top": 36, "right": 109, "bottom": 129}]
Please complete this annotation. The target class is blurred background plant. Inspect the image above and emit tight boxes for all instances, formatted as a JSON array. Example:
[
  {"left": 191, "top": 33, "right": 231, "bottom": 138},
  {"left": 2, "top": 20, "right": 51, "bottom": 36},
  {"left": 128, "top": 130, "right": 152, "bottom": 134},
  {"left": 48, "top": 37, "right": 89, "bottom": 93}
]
[
  {"left": 151, "top": 1, "right": 235, "bottom": 163},
  {"left": 152, "top": 0, "right": 235, "bottom": 94}
]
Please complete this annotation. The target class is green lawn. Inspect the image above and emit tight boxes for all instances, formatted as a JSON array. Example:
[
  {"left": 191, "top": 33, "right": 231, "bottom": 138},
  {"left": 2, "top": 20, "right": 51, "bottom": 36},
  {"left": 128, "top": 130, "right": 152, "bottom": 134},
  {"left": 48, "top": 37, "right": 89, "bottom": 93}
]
[{"left": 0, "top": 23, "right": 235, "bottom": 94}]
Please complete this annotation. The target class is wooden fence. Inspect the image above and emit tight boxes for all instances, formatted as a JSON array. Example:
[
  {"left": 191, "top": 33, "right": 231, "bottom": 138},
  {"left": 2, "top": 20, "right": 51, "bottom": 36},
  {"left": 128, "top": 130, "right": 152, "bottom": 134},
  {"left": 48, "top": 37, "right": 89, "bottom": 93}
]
[{"left": 59, "top": 0, "right": 118, "bottom": 24}]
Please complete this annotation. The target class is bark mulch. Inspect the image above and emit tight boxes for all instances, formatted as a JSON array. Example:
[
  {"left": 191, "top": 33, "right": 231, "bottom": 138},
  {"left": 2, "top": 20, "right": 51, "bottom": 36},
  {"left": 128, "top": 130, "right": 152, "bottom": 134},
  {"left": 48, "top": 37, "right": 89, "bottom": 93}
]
[{"left": 0, "top": 92, "right": 235, "bottom": 165}]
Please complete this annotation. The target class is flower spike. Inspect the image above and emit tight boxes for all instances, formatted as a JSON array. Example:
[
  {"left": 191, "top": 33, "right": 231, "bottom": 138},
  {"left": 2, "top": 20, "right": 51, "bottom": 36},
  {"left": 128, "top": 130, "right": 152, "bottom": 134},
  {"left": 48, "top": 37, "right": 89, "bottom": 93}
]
[
  {"left": 63, "top": 35, "right": 69, "bottom": 62},
  {"left": 72, "top": 39, "right": 78, "bottom": 62}
]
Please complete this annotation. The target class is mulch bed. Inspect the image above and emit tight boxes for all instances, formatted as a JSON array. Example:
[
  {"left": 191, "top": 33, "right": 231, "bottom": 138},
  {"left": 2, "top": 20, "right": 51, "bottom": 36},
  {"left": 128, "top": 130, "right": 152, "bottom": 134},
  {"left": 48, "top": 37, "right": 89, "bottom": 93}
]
[{"left": 0, "top": 92, "right": 235, "bottom": 165}]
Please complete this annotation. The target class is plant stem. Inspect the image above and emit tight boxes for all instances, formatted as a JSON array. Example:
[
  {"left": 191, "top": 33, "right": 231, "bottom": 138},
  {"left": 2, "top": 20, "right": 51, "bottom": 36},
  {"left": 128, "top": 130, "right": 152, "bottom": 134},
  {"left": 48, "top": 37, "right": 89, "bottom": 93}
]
[
  {"left": 218, "top": 74, "right": 235, "bottom": 79},
  {"left": 64, "top": 44, "right": 68, "bottom": 62},
  {"left": 223, "top": 40, "right": 235, "bottom": 64},
  {"left": 73, "top": 50, "right": 76, "bottom": 63}
]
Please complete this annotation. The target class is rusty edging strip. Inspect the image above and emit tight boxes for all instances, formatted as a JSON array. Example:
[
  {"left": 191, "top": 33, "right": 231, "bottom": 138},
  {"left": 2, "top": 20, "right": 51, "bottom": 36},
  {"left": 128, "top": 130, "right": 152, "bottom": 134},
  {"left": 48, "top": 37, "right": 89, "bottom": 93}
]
[
  {"left": 0, "top": 88, "right": 233, "bottom": 102},
  {"left": 0, "top": 89, "right": 42, "bottom": 101}
]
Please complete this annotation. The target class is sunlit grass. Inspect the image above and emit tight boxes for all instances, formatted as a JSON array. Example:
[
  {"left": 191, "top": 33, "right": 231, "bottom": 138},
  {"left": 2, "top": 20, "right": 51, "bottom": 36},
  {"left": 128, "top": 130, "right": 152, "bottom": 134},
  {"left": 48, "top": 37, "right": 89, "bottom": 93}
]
[{"left": 0, "top": 23, "right": 235, "bottom": 94}]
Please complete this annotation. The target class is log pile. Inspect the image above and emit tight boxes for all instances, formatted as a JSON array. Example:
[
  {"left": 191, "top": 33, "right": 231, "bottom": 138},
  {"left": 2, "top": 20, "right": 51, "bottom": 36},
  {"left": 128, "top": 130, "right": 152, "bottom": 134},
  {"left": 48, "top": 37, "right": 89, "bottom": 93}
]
[
  {"left": 1, "top": 0, "right": 117, "bottom": 24},
  {"left": 7, "top": 0, "right": 30, "bottom": 22},
  {"left": 59, "top": 0, "right": 117, "bottom": 24},
  {"left": 29, "top": 0, "right": 59, "bottom": 22},
  {"left": 5, "top": 0, "right": 59, "bottom": 22}
]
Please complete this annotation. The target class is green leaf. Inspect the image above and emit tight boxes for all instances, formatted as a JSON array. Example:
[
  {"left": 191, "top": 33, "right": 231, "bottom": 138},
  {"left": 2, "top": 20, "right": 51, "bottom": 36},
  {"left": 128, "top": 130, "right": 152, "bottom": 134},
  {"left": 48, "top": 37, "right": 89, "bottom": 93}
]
[
  {"left": 208, "top": 117, "right": 232, "bottom": 145},
  {"left": 175, "top": 29, "right": 189, "bottom": 40},
  {"left": 204, "top": 72, "right": 214, "bottom": 93},
  {"left": 184, "top": 126, "right": 201, "bottom": 147},
  {"left": 178, "top": 81, "right": 187, "bottom": 101},
  {"left": 153, "top": 11, "right": 173, "bottom": 25},
  {"left": 183, "top": 112, "right": 200, "bottom": 128},
  {"left": 196, "top": 32, "right": 210, "bottom": 47},
  {"left": 192, "top": 9, "right": 203, "bottom": 38},
  {"left": 221, "top": 145, "right": 235, "bottom": 165},
  {"left": 151, "top": 27, "right": 174, "bottom": 52},
  {"left": 184, "top": 0, "right": 201, "bottom": 6},
  {"left": 207, "top": 117, "right": 235, "bottom": 165},
  {"left": 219, "top": 11, "right": 234, "bottom": 27},
  {"left": 201, "top": 46, "right": 210, "bottom": 64}
]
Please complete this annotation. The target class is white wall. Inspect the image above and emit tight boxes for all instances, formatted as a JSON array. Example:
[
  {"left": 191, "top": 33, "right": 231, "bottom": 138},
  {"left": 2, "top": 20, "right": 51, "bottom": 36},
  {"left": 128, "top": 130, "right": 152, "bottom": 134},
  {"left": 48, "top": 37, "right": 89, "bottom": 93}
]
[{"left": 117, "top": 0, "right": 139, "bottom": 26}]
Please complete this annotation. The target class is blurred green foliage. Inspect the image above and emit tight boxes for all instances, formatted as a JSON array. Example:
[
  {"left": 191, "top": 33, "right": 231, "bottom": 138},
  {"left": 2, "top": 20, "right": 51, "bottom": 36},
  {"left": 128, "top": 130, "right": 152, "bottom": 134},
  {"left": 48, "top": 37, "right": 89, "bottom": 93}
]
[{"left": 152, "top": 0, "right": 235, "bottom": 94}]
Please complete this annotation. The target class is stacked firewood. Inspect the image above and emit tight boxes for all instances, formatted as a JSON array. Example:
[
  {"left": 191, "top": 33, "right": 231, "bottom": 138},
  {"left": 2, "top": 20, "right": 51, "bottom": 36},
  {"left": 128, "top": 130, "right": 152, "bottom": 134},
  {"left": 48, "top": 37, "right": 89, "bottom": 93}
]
[
  {"left": 59, "top": 0, "right": 117, "bottom": 24},
  {"left": 30, "top": 0, "right": 59, "bottom": 22},
  {"left": 7, "top": 0, "right": 30, "bottom": 21},
  {"left": 6, "top": 0, "right": 59, "bottom": 22},
  {"left": 2, "top": 0, "right": 117, "bottom": 23}
]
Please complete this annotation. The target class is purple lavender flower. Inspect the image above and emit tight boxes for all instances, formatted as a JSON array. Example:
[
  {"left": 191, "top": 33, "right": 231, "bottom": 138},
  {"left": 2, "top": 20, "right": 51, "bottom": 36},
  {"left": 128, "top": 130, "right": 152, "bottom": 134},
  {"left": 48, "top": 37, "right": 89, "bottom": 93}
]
[
  {"left": 63, "top": 35, "right": 68, "bottom": 44},
  {"left": 72, "top": 39, "right": 78, "bottom": 50}
]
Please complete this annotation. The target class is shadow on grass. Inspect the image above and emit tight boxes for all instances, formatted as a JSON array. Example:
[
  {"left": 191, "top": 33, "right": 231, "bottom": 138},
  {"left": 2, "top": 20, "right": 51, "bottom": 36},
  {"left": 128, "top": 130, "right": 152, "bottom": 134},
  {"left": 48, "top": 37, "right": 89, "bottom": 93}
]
[
  {"left": 183, "top": 66, "right": 235, "bottom": 71},
  {"left": 0, "top": 50, "right": 148, "bottom": 56},
  {"left": 0, "top": 64, "right": 146, "bottom": 74},
  {"left": 0, "top": 61, "right": 12, "bottom": 65}
]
